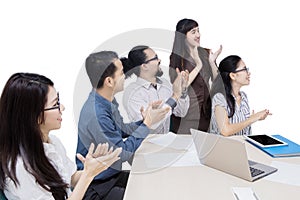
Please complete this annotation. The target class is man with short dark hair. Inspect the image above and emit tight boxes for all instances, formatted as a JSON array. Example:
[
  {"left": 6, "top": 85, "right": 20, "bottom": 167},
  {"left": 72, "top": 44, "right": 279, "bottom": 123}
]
[{"left": 76, "top": 51, "right": 169, "bottom": 200}]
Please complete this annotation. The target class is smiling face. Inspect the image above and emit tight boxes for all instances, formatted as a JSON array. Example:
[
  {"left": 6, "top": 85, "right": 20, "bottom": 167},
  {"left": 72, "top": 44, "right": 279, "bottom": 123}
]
[
  {"left": 185, "top": 26, "right": 200, "bottom": 48},
  {"left": 231, "top": 60, "right": 251, "bottom": 86},
  {"left": 39, "top": 86, "right": 65, "bottom": 135}
]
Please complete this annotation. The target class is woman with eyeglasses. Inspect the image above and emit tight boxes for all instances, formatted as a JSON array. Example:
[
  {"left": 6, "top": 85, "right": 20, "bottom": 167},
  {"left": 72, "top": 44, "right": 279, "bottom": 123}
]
[
  {"left": 169, "top": 18, "right": 222, "bottom": 134},
  {"left": 209, "top": 55, "right": 271, "bottom": 136},
  {"left": 0, "top": 72, "right": 121, "bottom": 200}
]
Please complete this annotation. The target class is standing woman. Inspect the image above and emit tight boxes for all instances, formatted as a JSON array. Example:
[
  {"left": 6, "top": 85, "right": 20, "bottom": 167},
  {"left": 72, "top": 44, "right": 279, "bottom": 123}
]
[
  {"left": 169, "top": 18, "right": 222, "bottom": 134},
  {"left": 210, "top": 55, "right": 271, "bottom": 136},
  {"left": 0, "top": 73, "right": 121, "bottom": 200}
]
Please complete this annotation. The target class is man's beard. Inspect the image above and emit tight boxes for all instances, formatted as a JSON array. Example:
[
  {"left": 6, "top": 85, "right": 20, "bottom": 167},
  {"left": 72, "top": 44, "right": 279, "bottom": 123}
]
[{"left": 156, "top": 68, "right": 163, "bottom": 77}]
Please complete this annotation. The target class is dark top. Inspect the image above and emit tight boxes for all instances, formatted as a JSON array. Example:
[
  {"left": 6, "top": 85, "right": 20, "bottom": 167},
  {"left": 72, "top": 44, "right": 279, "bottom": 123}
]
[
  {"left": 76, "top": 90, "right": 149, "bottom": 180},
  {"left": 169, "top": 47, "right": 212, "bottom": 134}
]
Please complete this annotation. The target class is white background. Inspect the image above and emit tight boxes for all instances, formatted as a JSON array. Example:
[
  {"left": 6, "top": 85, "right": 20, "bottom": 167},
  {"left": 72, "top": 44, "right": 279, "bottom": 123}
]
[{"left": 1, "top": 0, "right": 299, "bottom": 159}]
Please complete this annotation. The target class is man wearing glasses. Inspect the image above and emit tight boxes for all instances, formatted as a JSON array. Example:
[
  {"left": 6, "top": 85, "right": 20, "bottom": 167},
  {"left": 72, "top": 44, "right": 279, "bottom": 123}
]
[{"left": 121, "top": 45, "right": 190, "bottom": 134}]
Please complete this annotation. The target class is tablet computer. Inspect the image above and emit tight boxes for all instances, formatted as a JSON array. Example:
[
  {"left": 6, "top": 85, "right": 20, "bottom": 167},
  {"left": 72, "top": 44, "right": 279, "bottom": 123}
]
[{"left": 245, "top": 134, "right": 288, "bottom": 148}]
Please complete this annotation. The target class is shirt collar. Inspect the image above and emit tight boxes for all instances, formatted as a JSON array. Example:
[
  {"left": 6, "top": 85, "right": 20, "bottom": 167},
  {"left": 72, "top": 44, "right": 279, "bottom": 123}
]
[
  {"left": 91, "top": 90, "right": 118, "bottom": 110},
  {"left": 136, "top": 77, "right": 163, "bottom": 90},
  {"left": 232, "top": 91, "right": 246, "bottom": 101},
  {"left": 43, "top": 135, "right": 56, "bottom": 154}
]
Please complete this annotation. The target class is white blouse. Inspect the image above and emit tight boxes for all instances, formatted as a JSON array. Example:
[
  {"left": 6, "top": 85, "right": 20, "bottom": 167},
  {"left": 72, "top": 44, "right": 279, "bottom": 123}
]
[{"left": 4, "top": 135, "right": 76, "bottom": 200}]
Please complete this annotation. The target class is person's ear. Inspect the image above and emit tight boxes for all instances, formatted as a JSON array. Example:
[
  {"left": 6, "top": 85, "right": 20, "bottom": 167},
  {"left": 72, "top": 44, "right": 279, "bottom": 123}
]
[
  {"left": 229, "top": 72, "right": 236, "bottom": 81},
  {"left": 141, "top": 63, "right": 149, "bottom": 71},
  {"left": 104, "top": 77, "right": 114, "bottom": 88}
]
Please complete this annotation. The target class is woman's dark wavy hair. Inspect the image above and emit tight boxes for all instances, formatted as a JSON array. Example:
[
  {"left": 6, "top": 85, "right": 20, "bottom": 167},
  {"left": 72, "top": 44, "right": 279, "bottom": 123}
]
[
  {"left": 210, "top": 55, "right": 242, "bottom": 118},
  {"left": 0, "top": 73, "right": 68, "bottom": 199},
  {"left": 121, "top": 45, "right": 149, "bottom": 78}
]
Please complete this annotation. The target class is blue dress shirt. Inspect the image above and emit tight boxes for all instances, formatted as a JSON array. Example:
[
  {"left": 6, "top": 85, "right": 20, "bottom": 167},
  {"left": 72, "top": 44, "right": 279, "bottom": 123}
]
[{"left": 76, "top": 90, "right": 149, "bottom": 180}]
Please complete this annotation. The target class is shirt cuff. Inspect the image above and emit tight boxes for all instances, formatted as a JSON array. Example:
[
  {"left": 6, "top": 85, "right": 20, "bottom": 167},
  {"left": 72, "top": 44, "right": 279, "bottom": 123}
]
[
  {"left": 165, "top": 97, "right": 177, "bottom": 110},
  {"left": 180, "top": 87, "right": 188, "bottom": 99},
  {"left": 131, "top": 123, "right": 150, "bottom": 139}
]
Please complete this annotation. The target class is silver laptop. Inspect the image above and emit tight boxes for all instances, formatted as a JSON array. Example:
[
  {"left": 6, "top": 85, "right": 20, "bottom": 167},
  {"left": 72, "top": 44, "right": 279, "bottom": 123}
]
[{"left": 190, "top": 129, "right": 277, "bottom": 182}]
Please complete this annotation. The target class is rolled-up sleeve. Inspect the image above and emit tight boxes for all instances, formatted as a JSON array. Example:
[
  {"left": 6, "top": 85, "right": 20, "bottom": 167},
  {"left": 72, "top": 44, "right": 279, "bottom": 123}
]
[{"left": 173, "top": 95, "right": 190, "bottom": 117}]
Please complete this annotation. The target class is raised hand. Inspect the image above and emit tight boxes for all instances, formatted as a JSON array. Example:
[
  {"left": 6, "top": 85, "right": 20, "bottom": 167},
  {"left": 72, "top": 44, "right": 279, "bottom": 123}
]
[
  {"left": 172, "top": 68, "right": 183, "bottom": 100},
  {"left": 181, "top": 69, "right": 189, "bottom": 94},
  {"left": 141, "top": 102, "right": 170, "bottom": 127},
  {"left": 150, "top": 100, "right": 164, "bottom": 109},
  {"left": 209, "top": 45, "right": 223, "bottom": 63},
  {"left": 76, "top": 143, "right": 121, "bottom": 177},
  {"left": 251, "top": 109, "right": 272, "bottom": 122},
  {"left": 191, "top": 47, "right": 203, "bottom": 67}
]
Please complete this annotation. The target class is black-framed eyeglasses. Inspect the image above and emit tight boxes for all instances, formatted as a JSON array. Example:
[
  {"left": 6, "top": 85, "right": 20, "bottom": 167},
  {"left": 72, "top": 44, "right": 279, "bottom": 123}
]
[
  {"left": 234, "top": 67, "right": 249, "bottom": 73},
  {"left": 44, "top": 92, "right": 60, "bottom": 112},
  {"left": 144, "top": 55, "right": 159, "bottom": 64}
]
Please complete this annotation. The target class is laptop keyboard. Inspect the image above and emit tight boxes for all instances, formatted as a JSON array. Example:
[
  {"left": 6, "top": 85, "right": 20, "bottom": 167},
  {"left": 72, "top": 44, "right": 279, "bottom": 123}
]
[{"left": 250, "top": 167, "right": 264, "bottom": 177}]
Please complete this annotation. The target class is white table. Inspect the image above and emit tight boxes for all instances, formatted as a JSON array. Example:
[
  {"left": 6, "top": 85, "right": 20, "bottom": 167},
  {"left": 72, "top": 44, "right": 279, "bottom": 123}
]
[{"left": 124, "top": 134, "right": 300, "bottom": 200}]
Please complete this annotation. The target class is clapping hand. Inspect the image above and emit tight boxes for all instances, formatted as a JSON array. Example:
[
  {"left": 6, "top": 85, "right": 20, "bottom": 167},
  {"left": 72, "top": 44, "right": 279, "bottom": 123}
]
[
  {"left": 76, "top": 143, "right": 121, "bottom": 177},
  {"left": 172, "top": 68, "right": 190, "bottom": 98},
  {"left": 150, "top": 100, "right": 164, "bottom": 109},
  {"left": 140, "top": 101, "right": 170, "bottom": 127},
  {"left": 191, "top": 47, "right": 203, "bottom": 67},
  {"left": 172, "top": 68, "right": 183, "bottom": 100},
  {"left": 209, "top": 45, "right": 222, "bottom": 63},
  {"left": 251, "top": 109, "right": 272, "bottom": 121},
  {"left": 181, "top": 69, "right": 189, "bottom": 92}
]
